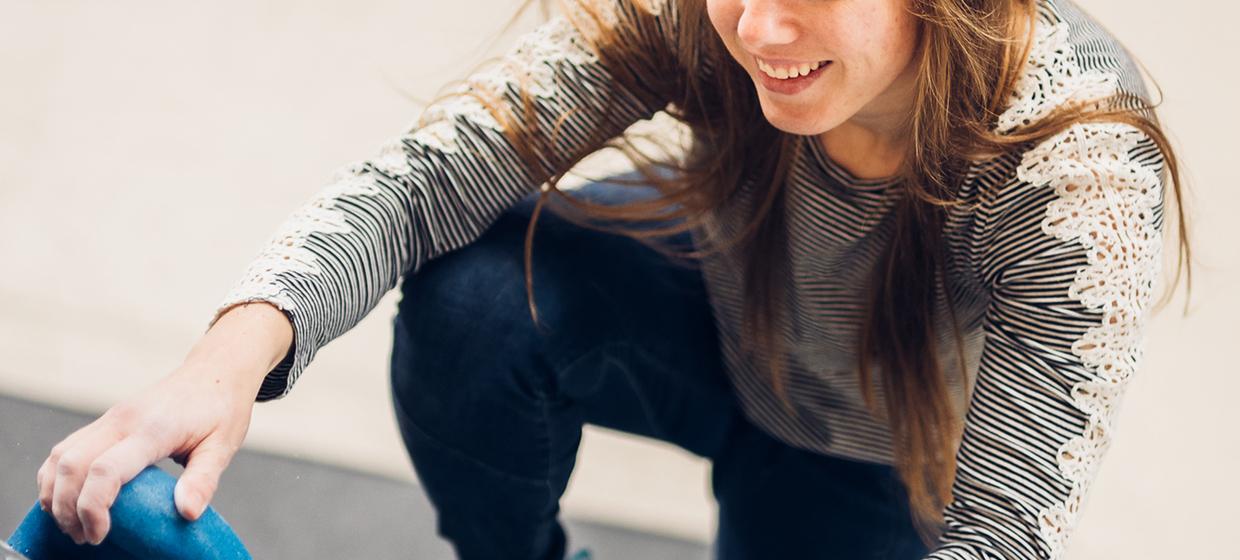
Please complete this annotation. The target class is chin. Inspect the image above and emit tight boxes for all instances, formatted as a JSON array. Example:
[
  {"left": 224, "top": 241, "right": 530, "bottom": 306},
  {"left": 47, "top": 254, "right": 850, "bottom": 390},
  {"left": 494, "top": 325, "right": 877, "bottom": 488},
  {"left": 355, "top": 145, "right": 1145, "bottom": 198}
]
[
  {"left": 766, "top": 120, "right": 829, "bottom": 136},
  {"left": 757, "top": 101, "right": 838, "bottom": 137}
]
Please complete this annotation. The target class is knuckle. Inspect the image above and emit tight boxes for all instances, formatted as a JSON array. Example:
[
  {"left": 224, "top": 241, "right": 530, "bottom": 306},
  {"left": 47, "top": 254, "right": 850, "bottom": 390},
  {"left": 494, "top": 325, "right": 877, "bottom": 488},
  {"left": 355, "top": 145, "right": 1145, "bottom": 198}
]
[
  {"left": 55, "top": 462, "right": 78, "bottom": 479},
  {"left": 56, "top": 453, "right": 86, "bottom": 477},
  {"left": 87, "top": 459, "right": 118, "bottom": 482},
  {"left": 78, "top": 485, "right": 109, "bottom": 508},
  {"left": 105, "top": 403, "right": 138, "bottom": 425}
]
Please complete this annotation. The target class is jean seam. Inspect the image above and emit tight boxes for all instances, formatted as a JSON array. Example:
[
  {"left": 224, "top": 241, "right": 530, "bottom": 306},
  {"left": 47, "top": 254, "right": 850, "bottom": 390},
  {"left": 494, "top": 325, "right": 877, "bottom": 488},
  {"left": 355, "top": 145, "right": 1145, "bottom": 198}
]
[
  {"left": 537, "top": 387, "right": 558, "bottom": 517},
  {"left": 550, "top": 340, "right": 674, "bottom": 443}
]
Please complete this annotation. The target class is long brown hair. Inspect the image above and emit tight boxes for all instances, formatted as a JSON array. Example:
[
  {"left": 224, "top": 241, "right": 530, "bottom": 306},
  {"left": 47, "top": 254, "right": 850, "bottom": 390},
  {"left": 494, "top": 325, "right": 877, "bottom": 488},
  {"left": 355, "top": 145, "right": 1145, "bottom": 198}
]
[{"left": 417, "top": 0, "right": 1193, "bottom": 546}]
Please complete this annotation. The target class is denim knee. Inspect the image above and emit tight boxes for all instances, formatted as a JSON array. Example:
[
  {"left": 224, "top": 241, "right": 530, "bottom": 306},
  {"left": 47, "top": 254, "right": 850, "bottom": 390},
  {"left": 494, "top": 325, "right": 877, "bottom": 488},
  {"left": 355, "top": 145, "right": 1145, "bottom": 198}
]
[
  {"left": 387, "top": 201, "right": 592, "bottom": 485},
  {"left": 391, "top": 214, "right": 554, "bottom": 397}
]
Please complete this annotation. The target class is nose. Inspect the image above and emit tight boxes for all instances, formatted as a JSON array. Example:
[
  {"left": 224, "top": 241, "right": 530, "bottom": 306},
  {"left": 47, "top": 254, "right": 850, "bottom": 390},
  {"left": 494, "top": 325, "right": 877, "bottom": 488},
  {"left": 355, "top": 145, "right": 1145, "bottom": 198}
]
[{"left": 736, "top": 0, "right": 800, "bottom": 53}]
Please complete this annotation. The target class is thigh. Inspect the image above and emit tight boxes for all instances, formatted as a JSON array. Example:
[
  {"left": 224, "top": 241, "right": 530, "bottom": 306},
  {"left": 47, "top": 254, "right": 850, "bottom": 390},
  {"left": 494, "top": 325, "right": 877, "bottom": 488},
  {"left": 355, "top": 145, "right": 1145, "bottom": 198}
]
[
  {"left": 530, "top": 174, "right": 749, "bottom": 460},
  {"left": 394, "top": 171, "right": 746, "bottom": 461},
  {"left": 710, "top": 420, "right": 930, "bottom": 560}
]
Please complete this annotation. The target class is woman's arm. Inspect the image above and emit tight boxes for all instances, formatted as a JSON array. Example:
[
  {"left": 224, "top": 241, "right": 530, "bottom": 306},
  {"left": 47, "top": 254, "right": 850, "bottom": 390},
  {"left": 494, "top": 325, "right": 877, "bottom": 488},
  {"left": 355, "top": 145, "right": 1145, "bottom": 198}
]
[
  {"left": 926, "top": 122, "right": 1167, "bottom": 559},
  {"left": 206, "top": 0, "right": 683, "bottom": 401}
]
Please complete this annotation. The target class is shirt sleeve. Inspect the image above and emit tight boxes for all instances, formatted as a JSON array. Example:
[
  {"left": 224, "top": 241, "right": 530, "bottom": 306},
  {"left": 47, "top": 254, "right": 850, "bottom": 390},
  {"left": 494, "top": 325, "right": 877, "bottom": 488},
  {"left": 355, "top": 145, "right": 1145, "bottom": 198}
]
[
  {"left": 926, "top": 122, "right": 1167, "bottom": 559},
  {"left": 204, "top": 0, "right": 682, "bottom": 402}
]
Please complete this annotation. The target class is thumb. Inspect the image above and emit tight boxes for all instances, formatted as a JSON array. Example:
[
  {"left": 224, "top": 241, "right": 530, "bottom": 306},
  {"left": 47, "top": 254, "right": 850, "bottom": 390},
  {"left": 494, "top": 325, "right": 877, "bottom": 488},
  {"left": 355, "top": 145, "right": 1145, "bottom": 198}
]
[{"left": 173, "top": 445, "right": 230, "bottom": 521}]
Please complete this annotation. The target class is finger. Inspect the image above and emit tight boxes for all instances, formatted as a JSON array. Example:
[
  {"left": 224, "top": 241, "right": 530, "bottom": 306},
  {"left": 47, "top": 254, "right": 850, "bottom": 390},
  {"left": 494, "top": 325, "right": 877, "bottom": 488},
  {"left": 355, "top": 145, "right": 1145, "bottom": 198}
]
[
  {"left": 41, "top": 427, "right": 103, "bottom": 536},
  {"left": 51, "top": 427, "right": 123, "bottom": 544},
  {"left": 174, "top": 441, "right": 235, "bottom": 522},
  {"left": 77, "top": 436, "right": 160, "bottom": 546},
  {"left": 39, "top": 442, "right": 70, "bottom": 513},
  {"left": 38, "top": 423, "right": 98, "bottom": 512}
]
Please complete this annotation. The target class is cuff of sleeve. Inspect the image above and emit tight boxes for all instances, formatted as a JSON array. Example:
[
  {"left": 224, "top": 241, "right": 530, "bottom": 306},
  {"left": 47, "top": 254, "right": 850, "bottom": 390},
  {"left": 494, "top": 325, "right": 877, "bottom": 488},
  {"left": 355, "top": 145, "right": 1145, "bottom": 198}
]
[
  {"left": 924, "top": 547, "right": 975, "bottom": 560},
  {"left": 206, "top": 292, "right": 316, "bottom": 403}
]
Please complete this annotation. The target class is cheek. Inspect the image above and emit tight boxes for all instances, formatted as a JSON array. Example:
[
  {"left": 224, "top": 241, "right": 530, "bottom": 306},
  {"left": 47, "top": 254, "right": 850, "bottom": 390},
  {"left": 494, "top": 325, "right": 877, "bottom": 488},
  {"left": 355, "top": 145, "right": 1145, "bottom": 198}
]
[
  {"left": 845, "top": 5, "right": 918, "bottom": 71},
  {"left": 881, "top": 10, "right": 921, "bottom": 71},
  {"left": 852, "top": 27, "right": 916, "bottom": 80},
  {"left": 705, "top": 0, "right": 740, "bottom": 43}
]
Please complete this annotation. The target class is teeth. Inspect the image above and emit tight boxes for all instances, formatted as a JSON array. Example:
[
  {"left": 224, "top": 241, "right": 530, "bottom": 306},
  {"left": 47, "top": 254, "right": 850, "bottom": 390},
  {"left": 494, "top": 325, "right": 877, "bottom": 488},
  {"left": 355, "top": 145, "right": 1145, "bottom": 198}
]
[{"left": 757, "top": 59, "right": 825, "bottom": 79}]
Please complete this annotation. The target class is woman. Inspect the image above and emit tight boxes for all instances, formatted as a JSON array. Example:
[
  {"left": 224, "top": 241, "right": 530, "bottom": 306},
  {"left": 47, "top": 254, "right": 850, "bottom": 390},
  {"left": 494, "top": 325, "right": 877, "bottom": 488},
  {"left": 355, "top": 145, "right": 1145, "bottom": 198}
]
[{"left": 34, "top": 0, "right": 1190, "bottom": 557}]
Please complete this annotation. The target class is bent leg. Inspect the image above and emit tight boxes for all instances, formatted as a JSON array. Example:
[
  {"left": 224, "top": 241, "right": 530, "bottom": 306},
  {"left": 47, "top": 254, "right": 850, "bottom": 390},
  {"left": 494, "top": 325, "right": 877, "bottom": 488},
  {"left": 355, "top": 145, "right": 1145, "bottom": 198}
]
[
  {"left": 709, "top": 422, "right": 930, "bottom": 560},
  {"left": 389, "top": 174, "right": 743, "bottom": 560}
]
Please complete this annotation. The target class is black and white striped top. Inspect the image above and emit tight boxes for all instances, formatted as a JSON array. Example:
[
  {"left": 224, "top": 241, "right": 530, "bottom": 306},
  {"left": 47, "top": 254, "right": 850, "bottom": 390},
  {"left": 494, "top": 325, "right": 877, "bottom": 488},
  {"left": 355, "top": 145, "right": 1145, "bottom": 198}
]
[{"left": 207, "top": 0, "right": 1166, "bottom": 557}]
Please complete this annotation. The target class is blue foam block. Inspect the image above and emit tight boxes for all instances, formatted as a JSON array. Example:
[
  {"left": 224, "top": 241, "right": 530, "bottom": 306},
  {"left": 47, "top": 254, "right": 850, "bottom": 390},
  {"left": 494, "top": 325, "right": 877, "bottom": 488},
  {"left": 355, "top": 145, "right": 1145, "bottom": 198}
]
[{"left": 5, "top": 465, "right": 251, "bottom": 560}]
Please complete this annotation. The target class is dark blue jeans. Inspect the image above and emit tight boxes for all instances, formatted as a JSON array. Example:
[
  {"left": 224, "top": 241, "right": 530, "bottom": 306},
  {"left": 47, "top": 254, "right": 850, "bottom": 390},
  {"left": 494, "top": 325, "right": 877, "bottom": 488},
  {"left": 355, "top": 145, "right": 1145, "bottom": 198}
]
[{"left": 388, "top": 173, "right": 931, "bottom": 560}]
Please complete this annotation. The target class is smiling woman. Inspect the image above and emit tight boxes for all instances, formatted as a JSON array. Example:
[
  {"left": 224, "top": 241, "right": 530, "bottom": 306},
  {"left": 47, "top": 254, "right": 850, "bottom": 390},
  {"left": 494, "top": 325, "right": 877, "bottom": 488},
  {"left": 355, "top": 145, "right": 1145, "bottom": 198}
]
[{"left": 31, "top": 0, "right": 1190, "bottom": 558}]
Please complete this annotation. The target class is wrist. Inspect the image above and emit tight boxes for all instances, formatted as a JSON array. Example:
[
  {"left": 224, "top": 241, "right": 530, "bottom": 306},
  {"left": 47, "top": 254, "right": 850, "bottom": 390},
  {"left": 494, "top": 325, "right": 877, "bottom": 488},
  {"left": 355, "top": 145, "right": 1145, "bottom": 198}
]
[{"left": 185, "top": 301, "right": 294, "bottom": 392}]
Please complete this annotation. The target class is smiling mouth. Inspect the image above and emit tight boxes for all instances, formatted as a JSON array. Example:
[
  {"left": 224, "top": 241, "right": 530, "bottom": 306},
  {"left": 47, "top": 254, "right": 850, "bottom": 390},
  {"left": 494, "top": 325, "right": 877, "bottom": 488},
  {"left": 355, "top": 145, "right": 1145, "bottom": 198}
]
[{"left": 754, "top": 57, "right": 832, "bottom": 80}]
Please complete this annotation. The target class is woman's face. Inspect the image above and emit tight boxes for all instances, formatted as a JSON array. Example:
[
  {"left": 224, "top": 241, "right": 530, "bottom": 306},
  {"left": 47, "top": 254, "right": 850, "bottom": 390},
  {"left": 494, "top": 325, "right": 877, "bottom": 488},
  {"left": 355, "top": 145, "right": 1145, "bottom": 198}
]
[{"left": 706, "top": 0, "right": 922, "bottom": 139}]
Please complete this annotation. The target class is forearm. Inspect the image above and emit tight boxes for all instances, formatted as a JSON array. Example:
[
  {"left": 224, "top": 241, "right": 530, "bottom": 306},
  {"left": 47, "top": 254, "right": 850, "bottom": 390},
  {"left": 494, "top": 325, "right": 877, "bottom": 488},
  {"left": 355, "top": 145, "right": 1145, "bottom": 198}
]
[{"left": 185, "top": 301, "right": 294, "bottom": 397}]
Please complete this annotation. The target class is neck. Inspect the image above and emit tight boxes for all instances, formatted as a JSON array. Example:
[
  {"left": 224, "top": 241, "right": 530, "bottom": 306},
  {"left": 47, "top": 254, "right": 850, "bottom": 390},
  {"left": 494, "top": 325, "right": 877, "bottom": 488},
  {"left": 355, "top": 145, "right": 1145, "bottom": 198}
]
[
  {"left": 818, "top": 58, "right": 918, "bottom": 181},
  {"left": 818, "top": 121, "right": 909, "bottom": 181}
]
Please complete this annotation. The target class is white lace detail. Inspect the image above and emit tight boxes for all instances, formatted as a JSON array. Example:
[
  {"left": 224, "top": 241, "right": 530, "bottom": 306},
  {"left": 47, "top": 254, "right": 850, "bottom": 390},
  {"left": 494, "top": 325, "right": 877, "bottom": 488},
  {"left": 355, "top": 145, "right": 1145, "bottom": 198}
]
[
  {"left": 999, "top": 7, "right": 1164, "bottom": 557},
  {"left": 1016, "top": 120, "right": 1163, "bottom": 558},
  {"left": 408, "top": 15, "right": 601, "bottom": 154},
  {"left": 566, "top": 0, "right": 668, "bottom": 28},
  {"left": 215, "top": 172, "right": 383, "bottom": 316},
  {"left": 994, "top": 19, "right": 1120, "bottom": 134}
]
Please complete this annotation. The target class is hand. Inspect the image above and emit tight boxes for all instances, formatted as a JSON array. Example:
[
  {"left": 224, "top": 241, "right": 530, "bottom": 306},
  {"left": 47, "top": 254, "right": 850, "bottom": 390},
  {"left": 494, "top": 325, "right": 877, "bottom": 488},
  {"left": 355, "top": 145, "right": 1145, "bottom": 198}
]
[{"left": 34, "top": 361, "right": 258, "bottom": 546}]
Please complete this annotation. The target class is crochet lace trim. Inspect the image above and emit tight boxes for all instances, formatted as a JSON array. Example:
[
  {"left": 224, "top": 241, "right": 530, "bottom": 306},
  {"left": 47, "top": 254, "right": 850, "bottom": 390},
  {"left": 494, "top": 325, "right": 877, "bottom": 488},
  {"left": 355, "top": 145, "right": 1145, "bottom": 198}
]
[
  {"left": 1007, "top": 18, "right": 1163, "bottom": 559},
  {"left": 994, "top": 21, "right": 1119, "bottom": 135},
  {"left": 403, "top": 15, "right": 601, "bottom": 158}
]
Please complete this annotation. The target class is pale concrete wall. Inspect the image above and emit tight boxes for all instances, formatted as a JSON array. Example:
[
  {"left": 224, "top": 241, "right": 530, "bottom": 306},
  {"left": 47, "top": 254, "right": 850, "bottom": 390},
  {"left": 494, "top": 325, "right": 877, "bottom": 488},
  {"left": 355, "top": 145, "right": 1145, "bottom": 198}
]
[{"left": 1, "top": 0, "right": 1235, "bottom": 555}]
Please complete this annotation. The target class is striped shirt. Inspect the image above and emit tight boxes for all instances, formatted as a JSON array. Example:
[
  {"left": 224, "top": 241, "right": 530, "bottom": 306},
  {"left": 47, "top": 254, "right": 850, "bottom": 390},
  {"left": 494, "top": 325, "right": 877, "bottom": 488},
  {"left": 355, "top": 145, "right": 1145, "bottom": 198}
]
[{"left": 207, "top": 0, "right": 1166, "bottom": 557}]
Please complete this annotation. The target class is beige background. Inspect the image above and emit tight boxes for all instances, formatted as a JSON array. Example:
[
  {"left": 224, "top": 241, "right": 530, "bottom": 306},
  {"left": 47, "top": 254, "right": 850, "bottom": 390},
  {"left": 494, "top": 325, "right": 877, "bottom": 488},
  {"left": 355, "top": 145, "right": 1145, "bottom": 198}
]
[{"left": 1, "top": 0, "right": 1235, "bottom": 556}]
